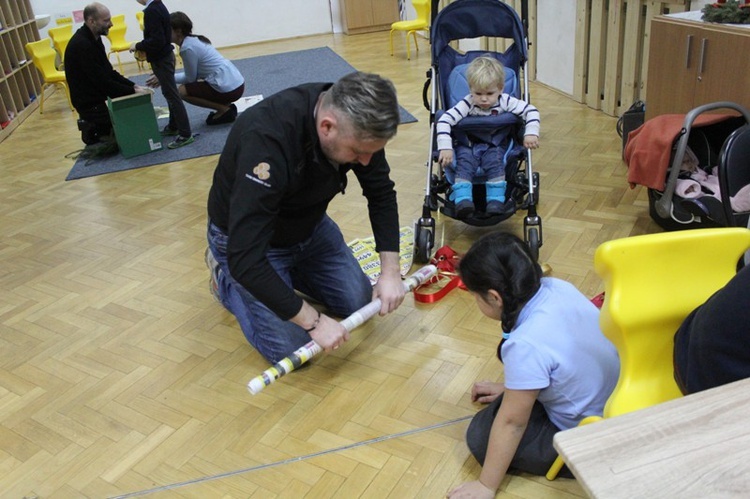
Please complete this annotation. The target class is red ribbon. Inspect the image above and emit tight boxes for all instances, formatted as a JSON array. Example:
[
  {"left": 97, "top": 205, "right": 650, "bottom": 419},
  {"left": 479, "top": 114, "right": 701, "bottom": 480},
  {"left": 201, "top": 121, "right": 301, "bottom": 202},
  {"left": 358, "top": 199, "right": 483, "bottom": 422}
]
[
  {"left": 413, "top": 245, "right": 466, "bottom": 303},
  {"left": 413, "top": 272, "right": 463, "bottom": 303}
]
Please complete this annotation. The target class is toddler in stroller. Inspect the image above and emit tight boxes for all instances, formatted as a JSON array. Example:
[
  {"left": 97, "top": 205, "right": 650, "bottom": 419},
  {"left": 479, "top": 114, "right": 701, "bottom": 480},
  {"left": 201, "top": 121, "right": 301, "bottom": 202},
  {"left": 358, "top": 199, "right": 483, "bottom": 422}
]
[
  {"left": 437, "top": 55, "right": 540, "bottom": 218},
  {"left": 413, "top": 0, "right": 542, "bottom": 264}
]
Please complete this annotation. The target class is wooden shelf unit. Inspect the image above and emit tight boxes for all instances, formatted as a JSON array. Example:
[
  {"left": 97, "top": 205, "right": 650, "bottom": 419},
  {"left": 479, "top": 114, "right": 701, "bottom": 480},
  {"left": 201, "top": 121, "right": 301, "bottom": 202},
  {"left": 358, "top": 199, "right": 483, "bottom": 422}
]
[
  {"left": 340, "top": 0, "right": 399, "bottom": 35},
  {"left": 0, "top": 0, "right": 42, "bottom": 144},
  {"left": 645, "top": 16, "right": 750, "bottom": 120}
]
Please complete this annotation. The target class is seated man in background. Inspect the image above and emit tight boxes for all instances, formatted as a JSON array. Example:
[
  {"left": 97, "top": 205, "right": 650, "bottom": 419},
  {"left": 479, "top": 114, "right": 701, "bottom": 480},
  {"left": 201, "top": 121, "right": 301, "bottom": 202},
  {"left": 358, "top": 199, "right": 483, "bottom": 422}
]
[
  {"left": 674, "top": 263, "right": 750, "bottom": 394},
  {"left": 65, "top": 2, "right": 149, "bottom": 145}
]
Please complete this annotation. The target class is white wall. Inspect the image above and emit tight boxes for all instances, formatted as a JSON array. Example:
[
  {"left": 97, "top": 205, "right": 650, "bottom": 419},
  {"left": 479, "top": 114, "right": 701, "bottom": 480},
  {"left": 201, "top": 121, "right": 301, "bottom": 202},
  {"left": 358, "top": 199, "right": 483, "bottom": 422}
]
[
  {"left": 535, "top": 0, "right": 575, "bottom": 96},
  {"left": 31, "top": 0, "right": 713, "bottom": 97},
  {"left": 32, "top": 0, "right": 334, "bottom": 48}
]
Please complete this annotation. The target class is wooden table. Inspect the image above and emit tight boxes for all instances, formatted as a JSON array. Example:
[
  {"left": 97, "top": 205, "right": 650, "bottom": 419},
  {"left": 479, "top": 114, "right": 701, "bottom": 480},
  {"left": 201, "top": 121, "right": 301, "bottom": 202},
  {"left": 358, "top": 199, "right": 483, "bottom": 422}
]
[{"left": 553, "top": 378, "right": 750, "bottom": 498}]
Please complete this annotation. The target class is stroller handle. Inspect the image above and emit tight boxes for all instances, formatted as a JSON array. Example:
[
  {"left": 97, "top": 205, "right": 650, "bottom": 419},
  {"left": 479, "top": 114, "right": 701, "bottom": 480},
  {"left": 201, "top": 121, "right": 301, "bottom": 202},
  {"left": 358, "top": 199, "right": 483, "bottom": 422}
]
[{"left": 655, "top": 101, "right": 750, "bottom": 220}]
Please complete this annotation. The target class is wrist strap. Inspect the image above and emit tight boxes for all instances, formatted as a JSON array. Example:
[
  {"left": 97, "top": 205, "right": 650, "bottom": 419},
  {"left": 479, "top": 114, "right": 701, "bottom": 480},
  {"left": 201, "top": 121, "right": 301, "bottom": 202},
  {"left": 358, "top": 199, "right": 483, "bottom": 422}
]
[{"left": 304, "top": 310, "right": 321, "bottom": 333}]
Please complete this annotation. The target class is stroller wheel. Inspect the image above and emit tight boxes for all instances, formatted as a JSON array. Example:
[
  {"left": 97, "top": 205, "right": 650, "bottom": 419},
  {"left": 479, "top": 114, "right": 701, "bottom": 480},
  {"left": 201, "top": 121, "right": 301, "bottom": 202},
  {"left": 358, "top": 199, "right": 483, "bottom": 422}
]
[
  {"left": 415, "top": 225, "right": 434, "bottom": 263},
  {"left": 527, "top": 227, "right": 540, "bottom": 262}
]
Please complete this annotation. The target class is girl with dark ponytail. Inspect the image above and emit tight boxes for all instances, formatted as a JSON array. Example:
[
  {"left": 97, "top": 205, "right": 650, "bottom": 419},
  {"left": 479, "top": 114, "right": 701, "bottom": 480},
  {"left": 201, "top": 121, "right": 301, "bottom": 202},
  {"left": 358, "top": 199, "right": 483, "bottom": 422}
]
[
  {"left": 170, "top": 11, "right": 245, "bottom": 125},
  {"left": 448, "top": 232, "right": 619, "bottom": 498}
]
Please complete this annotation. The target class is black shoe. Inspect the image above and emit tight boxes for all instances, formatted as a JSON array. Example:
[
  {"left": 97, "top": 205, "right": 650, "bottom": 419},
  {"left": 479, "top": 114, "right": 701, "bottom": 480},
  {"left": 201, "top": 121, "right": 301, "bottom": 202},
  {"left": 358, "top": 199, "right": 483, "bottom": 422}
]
[
  {"left": 207, "top": 104, "right": 237, "bottom": 126},
  {"left": 487, "top": 199, "right": 514, "bottom": 215},
  {"left": 455, "top": 199, "right": 475, "bottom": 218},
  {"left": 205, "top": 112, "right": 216, "bottom": 125}
]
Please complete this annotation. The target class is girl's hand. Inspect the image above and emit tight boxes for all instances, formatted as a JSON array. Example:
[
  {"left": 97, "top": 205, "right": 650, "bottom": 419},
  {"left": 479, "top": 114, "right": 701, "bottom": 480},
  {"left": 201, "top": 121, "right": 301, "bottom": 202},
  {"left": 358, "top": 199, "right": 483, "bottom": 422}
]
[
  {"left": 471, "top": 381, "right": 505, "bottom": 404},
  {"left": 447, "top": 480, "right": 495, "bottom": 498},
  {"left": 523, "top": 134, "right": 539, "bottom": 149}
]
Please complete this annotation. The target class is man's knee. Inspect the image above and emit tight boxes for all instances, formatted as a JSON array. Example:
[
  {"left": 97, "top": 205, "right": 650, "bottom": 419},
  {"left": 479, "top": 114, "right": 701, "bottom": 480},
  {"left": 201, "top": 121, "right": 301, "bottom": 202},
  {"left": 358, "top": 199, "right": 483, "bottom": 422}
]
[{"left": 330, "top": 279, "right": 372, "bottom": 317}]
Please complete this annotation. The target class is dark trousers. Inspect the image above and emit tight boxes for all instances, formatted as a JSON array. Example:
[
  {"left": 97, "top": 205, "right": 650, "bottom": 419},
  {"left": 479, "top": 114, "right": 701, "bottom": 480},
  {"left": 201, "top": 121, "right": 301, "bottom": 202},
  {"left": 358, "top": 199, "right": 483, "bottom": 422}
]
[
  {"left": 77, "top": 102, "right": 113, "bottom": 145},
  {"left": 150, "top": 52, "right": 191, "bottom": 137},
  {"left": 466, "top": 394, "right": 573, "bottom": 478}
]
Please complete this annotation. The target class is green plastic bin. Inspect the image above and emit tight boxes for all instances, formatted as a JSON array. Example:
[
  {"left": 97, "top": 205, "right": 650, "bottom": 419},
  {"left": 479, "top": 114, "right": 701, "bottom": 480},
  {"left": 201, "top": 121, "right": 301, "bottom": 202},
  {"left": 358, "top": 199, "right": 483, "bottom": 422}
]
[{"left": 107, "top": 92, "right": 163, "bottom": 158}]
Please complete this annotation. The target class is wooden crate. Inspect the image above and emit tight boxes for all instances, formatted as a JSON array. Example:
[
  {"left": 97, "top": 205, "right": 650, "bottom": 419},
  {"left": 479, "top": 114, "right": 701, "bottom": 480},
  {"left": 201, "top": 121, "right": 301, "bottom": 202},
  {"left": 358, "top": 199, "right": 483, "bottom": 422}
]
[{"left": 574, "top": 0, "right": 693, "bottom": 116}]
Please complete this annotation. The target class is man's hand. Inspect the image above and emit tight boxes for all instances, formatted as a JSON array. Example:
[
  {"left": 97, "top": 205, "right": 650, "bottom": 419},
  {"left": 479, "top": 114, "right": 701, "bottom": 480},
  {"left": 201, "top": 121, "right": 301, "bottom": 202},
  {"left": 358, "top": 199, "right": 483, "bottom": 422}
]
[
  {"left": 292, "top": 302, "right": 348, "bottom": 352},
  {"left": 471, "top": 381, "right": 505, "bottom": 404},
  {"left": 129, "top": 42, "right": 138, "bottom": 52},
  {"left": 145, "top": 75, "right": 160, "bottom": 88},
  {"left": 308, "top": 313, "right": 349, "bottom": 352},
  {"left": 373, "top": 251, "right": 405, "bottom": 315}
]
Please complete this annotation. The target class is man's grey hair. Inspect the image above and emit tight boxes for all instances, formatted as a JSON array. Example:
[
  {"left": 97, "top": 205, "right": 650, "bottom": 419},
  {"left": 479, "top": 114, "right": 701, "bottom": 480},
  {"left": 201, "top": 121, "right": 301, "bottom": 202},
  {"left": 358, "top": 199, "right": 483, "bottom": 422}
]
[{"left": 325, "top": 71, "right": 399, "bottom": 141}]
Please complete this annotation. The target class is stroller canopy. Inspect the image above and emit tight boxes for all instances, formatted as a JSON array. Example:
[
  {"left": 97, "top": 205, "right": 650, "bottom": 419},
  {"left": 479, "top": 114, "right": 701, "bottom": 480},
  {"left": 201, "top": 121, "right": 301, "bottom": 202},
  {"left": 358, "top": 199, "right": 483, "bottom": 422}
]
[
  {"left": 431, "top": 0, "right": 527, "bottom": 64},
  {"left": 431, "top": 0, "right": 528, "bottom": 108}
]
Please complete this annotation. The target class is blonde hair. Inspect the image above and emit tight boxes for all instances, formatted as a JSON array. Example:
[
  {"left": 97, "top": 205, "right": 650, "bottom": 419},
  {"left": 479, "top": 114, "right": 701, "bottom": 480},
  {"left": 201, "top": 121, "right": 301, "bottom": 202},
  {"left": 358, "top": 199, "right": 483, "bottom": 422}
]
[{"left": 466, "top": 56, "right": 505, "bottom": 92}]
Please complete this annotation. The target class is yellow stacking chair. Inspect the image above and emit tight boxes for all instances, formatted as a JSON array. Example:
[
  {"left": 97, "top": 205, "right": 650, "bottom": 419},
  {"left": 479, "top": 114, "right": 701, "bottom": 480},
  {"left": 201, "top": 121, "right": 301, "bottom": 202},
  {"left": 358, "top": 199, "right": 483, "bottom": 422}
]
[
  {"left": 135, "top": 11, "right": 144, "bottom": 31},
  {"left": 546, "top": 227, "right": 750, "bottom": 480},
  {"left": 389, "top": 0, "right": 430, "bottom": 60},
  {"left": 106, "top": 21, "right": 138, "bottom": 73},
  {"left": 110, "top": 14, "right": 126, "bottom": 27},
  {"left": 25, "top": 39, "right": 74, "bottom": 114},
  {"left": 47, "top": 24, "right": 73, "bottom": 69}
]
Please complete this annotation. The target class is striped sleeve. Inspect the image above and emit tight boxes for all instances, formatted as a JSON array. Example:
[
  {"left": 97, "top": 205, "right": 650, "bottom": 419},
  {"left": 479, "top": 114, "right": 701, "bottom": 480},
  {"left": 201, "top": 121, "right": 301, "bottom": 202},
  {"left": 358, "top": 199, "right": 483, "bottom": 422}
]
[
  {"left": 436, "top": 96, "right": 473, "bottom": 151},
  {"left": 500, "top": 94, "right": 541, "bottom": 137}
]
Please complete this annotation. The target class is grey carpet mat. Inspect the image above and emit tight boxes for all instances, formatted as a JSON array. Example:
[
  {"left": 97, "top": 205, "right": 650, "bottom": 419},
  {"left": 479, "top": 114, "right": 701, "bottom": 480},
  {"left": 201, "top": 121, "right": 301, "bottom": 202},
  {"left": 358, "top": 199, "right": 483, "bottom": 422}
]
[{"left": 65, "top": 46, "right": 418, "bottom": 181}]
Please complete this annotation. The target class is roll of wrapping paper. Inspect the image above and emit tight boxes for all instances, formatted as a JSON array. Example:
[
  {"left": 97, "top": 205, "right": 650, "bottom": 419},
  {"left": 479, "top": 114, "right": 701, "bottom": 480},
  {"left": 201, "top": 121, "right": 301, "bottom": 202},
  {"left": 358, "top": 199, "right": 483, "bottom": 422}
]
[{"left": 247, "top": 264, "right": 438, "bottom": 395}]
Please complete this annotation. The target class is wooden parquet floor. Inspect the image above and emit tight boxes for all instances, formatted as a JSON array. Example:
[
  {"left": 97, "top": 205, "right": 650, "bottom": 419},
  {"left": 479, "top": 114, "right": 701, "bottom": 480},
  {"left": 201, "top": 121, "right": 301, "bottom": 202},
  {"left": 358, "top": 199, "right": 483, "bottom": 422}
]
[{"left": 0, "top": 30, "right": 662, "bottom": 498}]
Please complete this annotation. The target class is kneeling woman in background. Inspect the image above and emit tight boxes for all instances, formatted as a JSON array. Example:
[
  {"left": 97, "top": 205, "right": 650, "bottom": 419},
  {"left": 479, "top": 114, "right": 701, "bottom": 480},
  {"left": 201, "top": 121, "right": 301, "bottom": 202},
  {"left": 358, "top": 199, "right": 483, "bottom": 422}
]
[{"left": 170, "top": 11, "right": 245, "bottom": 125}]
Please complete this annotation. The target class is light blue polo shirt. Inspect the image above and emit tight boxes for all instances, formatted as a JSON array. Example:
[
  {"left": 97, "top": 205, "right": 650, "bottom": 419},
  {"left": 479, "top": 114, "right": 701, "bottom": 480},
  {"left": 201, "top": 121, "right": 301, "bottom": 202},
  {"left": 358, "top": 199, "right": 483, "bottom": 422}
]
[{"left": 501, "top": 277, "right": 620, "bottom": 430}]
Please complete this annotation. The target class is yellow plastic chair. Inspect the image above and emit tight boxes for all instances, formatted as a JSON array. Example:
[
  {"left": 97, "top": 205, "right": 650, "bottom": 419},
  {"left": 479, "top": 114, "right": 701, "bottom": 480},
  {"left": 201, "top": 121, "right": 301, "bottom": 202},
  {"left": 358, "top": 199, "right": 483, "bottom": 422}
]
[
  {"left": 106, "top": 22, "right": 140, "bottom": 73},
  {"left": 25, "top": 39, "right": 74, "bottom": 114},
  {"left": 110, "top": 14, "right": 126, "bottom": 27},
  {"left": 47, "top": 24, "right": 73, "bottom": 69},
  {"left": 389, "top": 0, "right": 430, "bottom": 60},
  {"left": 135, "top": 11, "right": 144, "bottom": 31},
  {"left": 546, "top": 227, "right": 750, "bottom": 480}
]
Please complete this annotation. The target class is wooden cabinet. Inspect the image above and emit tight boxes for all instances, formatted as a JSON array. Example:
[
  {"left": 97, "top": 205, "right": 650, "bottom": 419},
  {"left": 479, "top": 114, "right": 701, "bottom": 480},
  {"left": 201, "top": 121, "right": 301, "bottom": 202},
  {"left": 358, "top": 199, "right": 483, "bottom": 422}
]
[
  {"left": 645, "top": 16, "right": 750, "bottom": 120},
  {"left": 0, "top": 0, "right": 42, "bottom": 144},
  {"left": 340, "top": 0, "right": 399, "bottom": 35}
]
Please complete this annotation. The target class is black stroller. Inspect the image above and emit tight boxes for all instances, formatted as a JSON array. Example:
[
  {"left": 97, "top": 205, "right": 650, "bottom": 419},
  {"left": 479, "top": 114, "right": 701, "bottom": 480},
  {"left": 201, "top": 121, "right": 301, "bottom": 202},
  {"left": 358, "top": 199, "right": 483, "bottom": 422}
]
[{"left": 414, "top": 0, "right": 541, "bottom": 263}]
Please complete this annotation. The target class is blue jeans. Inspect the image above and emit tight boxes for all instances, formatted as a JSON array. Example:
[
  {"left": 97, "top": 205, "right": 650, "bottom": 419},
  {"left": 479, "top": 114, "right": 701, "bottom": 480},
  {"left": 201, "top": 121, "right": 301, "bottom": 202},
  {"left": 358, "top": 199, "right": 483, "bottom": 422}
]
[
  {"left": 455, "top": 143, "right": 504, "bottom": 182},
  {"left": 207, "top": 215, "right": 373, "bottom": 363}
]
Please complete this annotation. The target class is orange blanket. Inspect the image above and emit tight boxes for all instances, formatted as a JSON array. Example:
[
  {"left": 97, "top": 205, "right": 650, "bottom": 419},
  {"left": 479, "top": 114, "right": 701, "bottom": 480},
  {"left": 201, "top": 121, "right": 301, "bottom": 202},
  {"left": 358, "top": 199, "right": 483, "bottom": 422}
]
[{"left": 624, "top": 114, "right": 735, "bottom": 190}]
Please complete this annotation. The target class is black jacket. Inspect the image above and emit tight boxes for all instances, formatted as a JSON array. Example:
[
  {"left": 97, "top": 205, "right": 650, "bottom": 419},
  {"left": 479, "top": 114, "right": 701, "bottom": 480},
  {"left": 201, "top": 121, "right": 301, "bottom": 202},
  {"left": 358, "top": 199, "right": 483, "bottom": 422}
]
[
  {"left": 64, "top": 25, "right": 135, "bottom": 112},
  {"left": 207, "top": 83, "right": 399, "bottom": 320},
  {"left": 135, "top": 0, "right": 174, "bottom": 63},
  {"left": 674, "top": 263, "right": 750, "bottom": 394}
]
